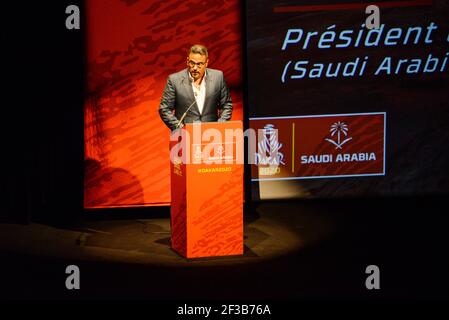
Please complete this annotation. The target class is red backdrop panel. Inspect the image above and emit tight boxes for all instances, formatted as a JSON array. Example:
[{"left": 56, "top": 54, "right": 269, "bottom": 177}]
[{"left": 84, "top": 0, "right": 243, "bottom": 208}]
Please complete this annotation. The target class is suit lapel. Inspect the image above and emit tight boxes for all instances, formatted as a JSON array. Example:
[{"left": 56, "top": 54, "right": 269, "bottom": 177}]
[{"left": 182, "top": 69, "right": 200, "bottom": 115}]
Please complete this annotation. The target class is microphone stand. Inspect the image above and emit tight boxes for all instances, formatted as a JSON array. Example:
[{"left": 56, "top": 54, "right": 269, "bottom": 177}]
[
  {"left": 176, "top": 96, "right": 198, "bottom": 129},
  {"left": 175, "top": 80, "right": 220, "bottom": 129}
]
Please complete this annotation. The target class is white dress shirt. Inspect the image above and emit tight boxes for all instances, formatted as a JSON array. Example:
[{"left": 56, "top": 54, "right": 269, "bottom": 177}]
[{"left": 189, "top": 71, "right": 206, "bottom": 115}]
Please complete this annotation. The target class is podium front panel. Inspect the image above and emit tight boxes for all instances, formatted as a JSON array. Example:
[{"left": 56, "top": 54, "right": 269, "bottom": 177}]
[{"left": 170, "top": 121, "right": 244, "bottom": 258}]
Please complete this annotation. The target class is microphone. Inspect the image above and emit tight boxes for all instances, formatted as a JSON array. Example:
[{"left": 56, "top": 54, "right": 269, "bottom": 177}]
[{"left": 176, "top": 94, "right": 198, "bottom": 129}]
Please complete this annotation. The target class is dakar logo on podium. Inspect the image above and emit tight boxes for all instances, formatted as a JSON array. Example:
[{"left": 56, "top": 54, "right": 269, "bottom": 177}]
[
  {"left": 172, "top": 155, "right": 183, "bottom": 176},
  {"left": 193, "top": 145, "right": 203, "bottom": 162},
  {"left": 255, "top": 124, "right": 285, "bottom": 175},
  {"left": 193, "top": 143, "right": 234, "bottom": 163}
]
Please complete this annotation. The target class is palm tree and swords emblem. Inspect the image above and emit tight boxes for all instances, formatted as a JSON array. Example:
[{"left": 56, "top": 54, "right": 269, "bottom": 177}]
[{"left": 325, "top": 121, "right": 353, "bottom": 149}]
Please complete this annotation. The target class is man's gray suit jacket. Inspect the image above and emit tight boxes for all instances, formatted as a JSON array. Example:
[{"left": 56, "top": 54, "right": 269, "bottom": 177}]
[{"left": 159, "top": 68, "right": 233, "bottom": 131}]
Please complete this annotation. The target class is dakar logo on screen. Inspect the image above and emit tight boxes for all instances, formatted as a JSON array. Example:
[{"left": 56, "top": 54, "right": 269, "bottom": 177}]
[
  {"left": 255, "top": 124, "right": 285, "bottom": 175},
  {"left": 301, "top": 121, "right": 376, "bottom": 164}
]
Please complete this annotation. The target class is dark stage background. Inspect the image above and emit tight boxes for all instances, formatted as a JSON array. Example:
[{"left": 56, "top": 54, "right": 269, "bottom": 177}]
[
  {"left": 0, "top": 0, "right": 448, "bottom": 308},
  {"left": 2, "top": 1, "right": 84, "bottom": 224}
]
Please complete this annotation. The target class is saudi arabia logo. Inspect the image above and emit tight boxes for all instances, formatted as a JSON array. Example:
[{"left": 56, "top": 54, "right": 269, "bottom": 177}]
[{"left": 325, "top": 121, "right": 353, "bottom": 149}]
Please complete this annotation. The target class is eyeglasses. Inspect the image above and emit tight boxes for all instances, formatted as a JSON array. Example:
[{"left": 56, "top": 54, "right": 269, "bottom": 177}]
[{"left": 188, "top": 60, "right": 206, "bottom": 68}]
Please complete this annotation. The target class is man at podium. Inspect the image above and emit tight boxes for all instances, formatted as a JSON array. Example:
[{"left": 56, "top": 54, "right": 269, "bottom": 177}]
[
  {"left": 158, "top": 44, "right": 233, "bottom": 131},
  {"left": 160, "top": 45, "right": 242, "bottom": 259}
]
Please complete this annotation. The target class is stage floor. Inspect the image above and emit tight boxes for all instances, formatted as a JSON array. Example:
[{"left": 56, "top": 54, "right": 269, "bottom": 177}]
[{"left": 1, "top": 196, "right": 448, "bottom": 301}]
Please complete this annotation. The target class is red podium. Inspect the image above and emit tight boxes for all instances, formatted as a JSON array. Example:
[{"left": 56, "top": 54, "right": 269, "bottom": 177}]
[{"left": 169, "top": 121, "right": 244, "bottom": 258}]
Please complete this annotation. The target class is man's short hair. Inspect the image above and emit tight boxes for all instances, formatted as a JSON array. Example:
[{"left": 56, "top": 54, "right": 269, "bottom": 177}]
[{"left": 188, "top": 44, "right": 208, "bottom": 58}]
